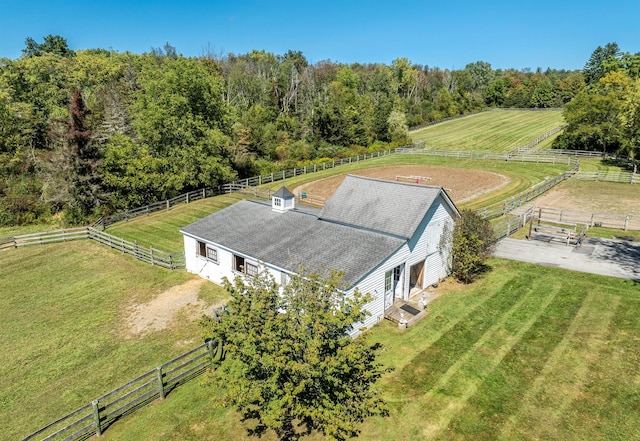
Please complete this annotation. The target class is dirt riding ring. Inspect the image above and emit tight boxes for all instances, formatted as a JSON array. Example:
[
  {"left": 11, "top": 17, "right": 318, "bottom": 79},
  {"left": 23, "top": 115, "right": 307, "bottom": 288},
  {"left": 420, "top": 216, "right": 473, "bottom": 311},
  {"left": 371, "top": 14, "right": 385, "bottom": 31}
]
[{"left": 293, "top": 165, "right": 510, "bottom": 205}]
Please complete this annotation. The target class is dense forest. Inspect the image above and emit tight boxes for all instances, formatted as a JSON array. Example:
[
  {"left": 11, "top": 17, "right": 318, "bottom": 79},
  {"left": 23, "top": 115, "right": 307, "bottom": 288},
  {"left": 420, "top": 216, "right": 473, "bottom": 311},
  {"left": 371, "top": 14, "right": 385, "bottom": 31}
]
[{"left": 0, "top": 36, "right": 638, "bottom": 226}]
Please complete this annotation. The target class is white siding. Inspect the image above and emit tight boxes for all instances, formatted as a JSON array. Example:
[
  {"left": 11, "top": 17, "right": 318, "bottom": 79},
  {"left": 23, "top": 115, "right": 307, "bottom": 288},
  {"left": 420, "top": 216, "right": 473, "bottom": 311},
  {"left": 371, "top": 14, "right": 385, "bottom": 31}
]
[
  {"left": 421, "top": 197, "right": 455, "bottom": 287},
  {"left": 183, "top": 234, "right": 282, "bottom": 285},
  {"left": 344, "top": 193, "right": 457, "bottom": 335},
  {"left": 182, "top": 190, "right": 457, "bottom": 338}
]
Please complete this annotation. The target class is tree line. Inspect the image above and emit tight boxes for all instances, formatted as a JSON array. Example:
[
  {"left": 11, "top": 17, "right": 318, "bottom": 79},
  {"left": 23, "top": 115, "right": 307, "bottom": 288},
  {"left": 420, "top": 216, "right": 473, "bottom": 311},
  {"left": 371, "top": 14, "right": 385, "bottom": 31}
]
[
  {"left": 0, "top": 36, "right": 627, "bottom": 226},
  {"left": 553, "top": 42, "right": 640, "bottom": 172}
]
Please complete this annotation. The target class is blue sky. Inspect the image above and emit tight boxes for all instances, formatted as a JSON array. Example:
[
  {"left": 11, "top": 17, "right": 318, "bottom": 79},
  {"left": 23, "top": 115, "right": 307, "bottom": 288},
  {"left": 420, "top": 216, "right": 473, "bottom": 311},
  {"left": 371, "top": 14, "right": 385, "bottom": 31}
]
[{"left": 1, "top": 0, "right": 639, "bottom": 71}]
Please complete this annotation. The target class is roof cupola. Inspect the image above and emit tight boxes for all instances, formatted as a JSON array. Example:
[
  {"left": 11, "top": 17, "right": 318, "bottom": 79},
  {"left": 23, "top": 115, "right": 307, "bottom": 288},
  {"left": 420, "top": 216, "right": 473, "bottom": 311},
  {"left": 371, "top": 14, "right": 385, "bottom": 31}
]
[{"left": 272, "top": 186, "right": 295, "bottom": 212}]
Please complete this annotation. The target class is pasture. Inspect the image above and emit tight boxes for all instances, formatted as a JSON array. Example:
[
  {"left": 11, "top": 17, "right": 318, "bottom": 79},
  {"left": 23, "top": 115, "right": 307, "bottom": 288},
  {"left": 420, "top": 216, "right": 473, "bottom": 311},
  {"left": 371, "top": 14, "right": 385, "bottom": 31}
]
[
  {"left": 98, "top": 259, "right": 640, "bottom": 441},
  {"left": 410, "top": 110, "right": 564, "bottom": 152},
  {"left": 534, "top": 179, "right": 640, "bottom": 215},
  {"left": 0, "top": 241, "right": 228, "bottom": 440},
  {"left": 4, "top": 109, "right": 639, "bottom": 440},
  {"left": 105, "top": 193, "right": 245, "bottom": 251}
]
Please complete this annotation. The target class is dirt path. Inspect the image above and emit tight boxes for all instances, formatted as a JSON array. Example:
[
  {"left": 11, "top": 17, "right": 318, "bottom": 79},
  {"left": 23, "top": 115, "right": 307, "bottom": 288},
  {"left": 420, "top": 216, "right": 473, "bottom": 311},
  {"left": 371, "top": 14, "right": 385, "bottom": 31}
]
[
  {"left": 294, "top": 165, "right": 510, "bottom": 204},
  {"left": 123, "top": 278, "right": 213, "bottom": 338}
]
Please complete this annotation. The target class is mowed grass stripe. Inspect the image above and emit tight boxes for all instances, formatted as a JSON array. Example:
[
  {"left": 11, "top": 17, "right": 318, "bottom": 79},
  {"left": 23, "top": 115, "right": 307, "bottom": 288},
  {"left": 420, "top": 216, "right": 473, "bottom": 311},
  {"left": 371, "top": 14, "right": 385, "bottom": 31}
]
[
  {"left": 377, "top": 279, "right": 515, "bottom": 391},
  {"left": 413, "top": 277, "right": 558, "bottom": 439},
  {"left": 398, "top": 273, "right": 539, "bottom": 395},
  {"left": 435, "top": 273, "right": 593, "bottom": 441},
  {"left": 498, "top": 292, "right": 621, "bottom": 440},
  {"left": 411, "top": 110, "right": 564, "bottom": 152},
  {"left": 565, "top": 293, "right": 640, "bottom": 440}
]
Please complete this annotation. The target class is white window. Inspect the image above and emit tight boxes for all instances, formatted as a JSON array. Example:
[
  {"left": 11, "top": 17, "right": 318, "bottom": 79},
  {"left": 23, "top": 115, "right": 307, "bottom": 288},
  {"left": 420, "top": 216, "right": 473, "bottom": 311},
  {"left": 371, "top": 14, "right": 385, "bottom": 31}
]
[
  {"left": 245, "top": 262, "right": 258, "bottom": 277},
  {"left": 385, "top": 270, "right": 392, "bottom": 292},
  {"left": 274, "top": 198, "right": 282, "bottom": 207},
  {"left": 233, "top": 254, "right": 258, "bottom": 277},
  {"left": 197, "top": 241, "right": 218, "bottom": 263}
]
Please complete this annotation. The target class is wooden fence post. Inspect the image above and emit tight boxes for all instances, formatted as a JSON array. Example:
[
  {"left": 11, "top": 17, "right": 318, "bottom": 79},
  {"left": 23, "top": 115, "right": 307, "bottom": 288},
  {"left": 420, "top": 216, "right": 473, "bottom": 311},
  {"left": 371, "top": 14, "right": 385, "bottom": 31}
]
[
  {"left": 166, "top": 200, "right": 170, "bottom": 211},
  {"left": 150, "top": 247, "right": 155, "bottom": 265},
  {"left": 156, "top": 366, "right": 165, "bottom": 399},
  {"left": 206, "top": 339, "right": 215, "bottom": 359},
  {"left": 92, "top": 400, "right": 102, "bottom": 435}
]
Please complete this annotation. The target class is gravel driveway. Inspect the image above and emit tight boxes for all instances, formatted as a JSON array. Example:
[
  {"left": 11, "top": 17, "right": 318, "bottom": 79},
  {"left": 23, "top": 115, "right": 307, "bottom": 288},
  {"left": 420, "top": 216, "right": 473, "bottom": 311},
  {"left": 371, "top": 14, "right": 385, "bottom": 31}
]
[{"left": 494, "top": 237, "right": 640, "bottom": 281}]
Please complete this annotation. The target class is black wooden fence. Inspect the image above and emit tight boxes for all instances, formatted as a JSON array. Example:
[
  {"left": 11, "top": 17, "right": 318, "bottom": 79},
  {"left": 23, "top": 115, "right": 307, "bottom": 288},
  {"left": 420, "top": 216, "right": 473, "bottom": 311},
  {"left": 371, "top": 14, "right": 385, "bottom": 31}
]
[{"left": 22, "top": 340, "right": 222, "bottom": 441}]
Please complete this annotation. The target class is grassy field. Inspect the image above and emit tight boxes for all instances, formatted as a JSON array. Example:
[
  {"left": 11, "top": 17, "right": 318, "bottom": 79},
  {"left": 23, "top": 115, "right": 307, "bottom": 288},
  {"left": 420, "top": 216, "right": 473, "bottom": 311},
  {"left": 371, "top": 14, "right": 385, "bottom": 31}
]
[
  {"left": 410, "top": 110, "right": 564, "bottom": 152},
  {"left": 97, "top": 259, "right": 640, "bottom": 441},
  {"left": 101, "top": 156, "right": 572, "bottom": 251},
  {"left": 0, "top": 241, "right": 229, "bottom": 440},
  {"left": 105, "top": 193, "right": 245, "bottom": 251},
  {"left": 3, "top": 109, "right": 638, "bottom": 440}
]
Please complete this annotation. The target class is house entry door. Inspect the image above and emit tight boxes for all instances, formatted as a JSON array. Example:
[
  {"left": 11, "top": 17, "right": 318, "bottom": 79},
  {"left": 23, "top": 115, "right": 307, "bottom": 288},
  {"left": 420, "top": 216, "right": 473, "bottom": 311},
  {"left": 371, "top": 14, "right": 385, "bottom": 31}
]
[
  {"left": 384, "top": 270, "right": 393, "bottom": 310},
  {"left": 384, "top": 264, "right": 405, "bottom": 310}
]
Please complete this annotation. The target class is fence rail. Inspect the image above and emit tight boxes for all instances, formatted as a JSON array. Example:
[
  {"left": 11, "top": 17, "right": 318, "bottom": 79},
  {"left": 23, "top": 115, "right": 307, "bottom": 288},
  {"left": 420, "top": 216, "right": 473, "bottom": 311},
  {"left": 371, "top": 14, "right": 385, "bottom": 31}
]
[
  {"left": 574, "top": 170, "right": 639, "bottom": 184},
  {"left": 396, "top": 148, "right": 576, "bottom": 165},
  {"left": 520, "top": 147, "right": 604, "bottom": 158},
  {"left": 493, "top": 208, "right": 535, "bottom": 240},
  {"left": 0, "top": 227, "right": 185, "bottom": 269},
  {"left": 476, "top": 163, "right": 579, "bottom": 220},
  {"left": 533, "top": 206, "right": 640, "bottom": 231},
  {"left": 508, "top": 126, "right": 566, "bottom": 155},
  {"left": 23, "top": 341, "right": 220, "bottom": 441},
  {"left": 93, "top": 145, "right": 416, "bottom": 230},
  {"left": 0, "top": 227, "right": 88, "bottom": 250}
]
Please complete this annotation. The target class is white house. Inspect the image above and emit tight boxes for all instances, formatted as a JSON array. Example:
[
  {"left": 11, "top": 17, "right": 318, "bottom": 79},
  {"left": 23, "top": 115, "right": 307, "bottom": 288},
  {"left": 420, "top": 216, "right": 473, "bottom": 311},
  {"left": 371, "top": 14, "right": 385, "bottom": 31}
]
[{"left": 180, "top": 175, "right": 460, "bottom": 332}]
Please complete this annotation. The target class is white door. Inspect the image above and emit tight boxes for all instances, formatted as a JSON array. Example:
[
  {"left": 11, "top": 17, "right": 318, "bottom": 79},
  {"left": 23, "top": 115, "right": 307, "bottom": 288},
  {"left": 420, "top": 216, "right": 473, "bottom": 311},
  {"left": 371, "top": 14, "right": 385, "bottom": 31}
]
[
  {"left": 393, "top": 264, "right": 404, "bottom": 298},
  {"left": 384, "top": 270, "right": 393, "bottom": 310}
]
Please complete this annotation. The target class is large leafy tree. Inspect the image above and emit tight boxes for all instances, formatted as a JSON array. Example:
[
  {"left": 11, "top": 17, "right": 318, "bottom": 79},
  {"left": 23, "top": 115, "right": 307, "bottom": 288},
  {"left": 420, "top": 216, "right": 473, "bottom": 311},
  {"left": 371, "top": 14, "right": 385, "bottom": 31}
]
[
  {"left": 22, "top": 34, "right": 74, "bottom": 58},
  {"left": 583, "top": 42, "right": 620, "bottom": 85},
  {"left": 200, "top": 270, "right": 389, "bottom": 441},
  {"left": 620, "top": 77, "right": 640, "bottom": 172},
  {"left": 445, "top": 209, "right": 497, "bottom": 284},
  {"left": 554, "top": 71, "right": 629, "bottom": 152}
]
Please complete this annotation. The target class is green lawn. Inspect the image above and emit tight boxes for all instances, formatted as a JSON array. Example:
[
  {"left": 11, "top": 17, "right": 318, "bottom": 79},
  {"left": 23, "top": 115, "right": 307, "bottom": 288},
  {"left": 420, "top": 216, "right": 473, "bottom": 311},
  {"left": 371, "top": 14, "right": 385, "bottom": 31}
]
[
  {"left": 411, "top": 110, "right": 564, "bottom": 152},
  {"left": 105, "top": 193, "right": 245, "bottom": 251},
  {"left": 98, "top": 259, "right": 640, "bottom": 440},
  {"left": 4, "top": 108, "right": 638, "bottom": 440},
  {"left": 0, "top": 241, "right": 229, "bottom": 440}
]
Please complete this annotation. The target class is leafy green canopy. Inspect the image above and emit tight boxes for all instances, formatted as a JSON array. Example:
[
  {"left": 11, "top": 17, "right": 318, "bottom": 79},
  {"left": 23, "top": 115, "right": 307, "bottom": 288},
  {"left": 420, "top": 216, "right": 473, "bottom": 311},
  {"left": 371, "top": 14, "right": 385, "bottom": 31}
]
[
  {"left": 200, "top": 270, "right": 389, "bottom": 441},
  {"left": 449, "top": 209, "right": 497, "bottom": 284}
]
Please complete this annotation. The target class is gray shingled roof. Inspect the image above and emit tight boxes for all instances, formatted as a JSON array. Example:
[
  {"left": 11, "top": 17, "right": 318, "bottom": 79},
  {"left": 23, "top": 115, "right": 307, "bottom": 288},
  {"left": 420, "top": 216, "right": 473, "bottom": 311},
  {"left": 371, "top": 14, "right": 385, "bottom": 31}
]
[
  {"left": 181, "top": 200, "right": 405, "bottom": 287},
  {"left": 273, "top": 186, "right": 295, "bottom": 198},
  {"left": 318, "top": 175, "right": 443, "bottom": 239}
]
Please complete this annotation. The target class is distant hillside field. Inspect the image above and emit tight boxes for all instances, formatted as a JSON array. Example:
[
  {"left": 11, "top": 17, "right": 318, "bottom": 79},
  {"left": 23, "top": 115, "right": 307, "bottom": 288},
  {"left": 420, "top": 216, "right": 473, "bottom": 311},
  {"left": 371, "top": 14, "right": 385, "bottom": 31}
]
[{"left": 411, "top": 110, "right": 564, "bottom": 152}]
